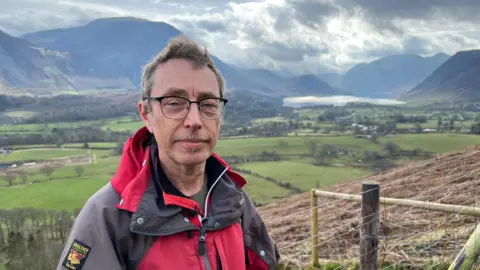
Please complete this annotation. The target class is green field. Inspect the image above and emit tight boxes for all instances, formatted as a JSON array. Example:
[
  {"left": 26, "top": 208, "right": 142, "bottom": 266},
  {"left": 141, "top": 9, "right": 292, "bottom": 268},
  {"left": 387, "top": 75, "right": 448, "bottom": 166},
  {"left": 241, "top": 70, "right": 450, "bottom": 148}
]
[
  {"left": 0, "top": 148, "right": 90, "bottom": 162},
  {"left": 102, "top": 120, "right": 144, "bottom": 132},
  {"left": 237, "top": 161, "right": 370, "bottom": 191},
  {"left": 0, "top": 175, "right": 111, "bottom": 210},
  {"left": 1, "top": 129, "right": 479, "bottom": 211},
  {"left": 0, "top": 116, "right": 136, "bottom": 133},
  {"left": 242, "top": 175, "right": 292, "bottom": 204},
  {"left": 379, "top": 133, "right": 480, "bottom": 153},
  {"left": 215, "top": 133, "right": 478, "bottom": 157},
  {"left": 215, "top": 135, "right": 378, "bottom": 156}
]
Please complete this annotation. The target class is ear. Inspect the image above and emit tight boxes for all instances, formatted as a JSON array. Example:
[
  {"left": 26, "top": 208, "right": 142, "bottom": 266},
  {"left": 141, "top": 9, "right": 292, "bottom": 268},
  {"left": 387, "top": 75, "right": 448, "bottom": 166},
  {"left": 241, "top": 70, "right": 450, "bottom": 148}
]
[{"left": 138, "top": 101, "right": 154, "bottom": 133}]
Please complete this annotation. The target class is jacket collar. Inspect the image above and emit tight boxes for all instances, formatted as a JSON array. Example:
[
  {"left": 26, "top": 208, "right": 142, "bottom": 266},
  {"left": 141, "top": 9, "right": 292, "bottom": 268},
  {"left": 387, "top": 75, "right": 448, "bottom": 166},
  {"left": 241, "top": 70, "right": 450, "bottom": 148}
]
[{"left": 111, "top": 126, "right": 247, "bottom": 215}]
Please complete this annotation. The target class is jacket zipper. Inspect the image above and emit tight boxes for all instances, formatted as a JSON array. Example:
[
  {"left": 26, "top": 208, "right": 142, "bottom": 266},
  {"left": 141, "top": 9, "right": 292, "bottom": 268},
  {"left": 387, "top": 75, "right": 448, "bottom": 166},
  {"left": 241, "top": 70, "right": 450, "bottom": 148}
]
[{"left": 198, "top": 167, "right": 228, "bottom": 270}]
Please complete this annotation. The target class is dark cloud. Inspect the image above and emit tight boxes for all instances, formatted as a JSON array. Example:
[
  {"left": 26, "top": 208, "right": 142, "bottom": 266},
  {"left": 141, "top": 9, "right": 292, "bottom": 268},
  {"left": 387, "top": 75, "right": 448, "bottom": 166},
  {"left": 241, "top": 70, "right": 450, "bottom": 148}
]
[
  {"left": 258, "top": 41, "right": 327, "bottom": 62},
  {"left": 402, "top": 37, "right": 431, "bottom": 55},
  {"left": 283, "top": 0, "right": 480, "bottom": 36},
  {"left": 287, "top": 0, "right": 340, "bottom": 30},
  {"left": 1, "top": 0, "right": 480, "bottom": 75},
  {"left": 267, "top": 5, "right": 295, "bottom": 32},
  {"left": 196, "top": 20, "right": 228, "bottom": 33},
  {"left": 339, "top": 0, "right": 480, "bottom": 20}
]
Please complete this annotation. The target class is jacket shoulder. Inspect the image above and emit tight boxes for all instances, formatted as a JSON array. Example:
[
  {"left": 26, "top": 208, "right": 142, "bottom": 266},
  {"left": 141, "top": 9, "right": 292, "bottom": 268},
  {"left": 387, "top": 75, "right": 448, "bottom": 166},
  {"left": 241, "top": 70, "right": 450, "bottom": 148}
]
[
  {"left": 86, "top": 182, "right": 122, "bottom": 209},
  {"left": 56, "top": 182, "right": 131, "bottom": 269},
  {"left": 240, "top": 191, "right": 281, "bottom": 269}
]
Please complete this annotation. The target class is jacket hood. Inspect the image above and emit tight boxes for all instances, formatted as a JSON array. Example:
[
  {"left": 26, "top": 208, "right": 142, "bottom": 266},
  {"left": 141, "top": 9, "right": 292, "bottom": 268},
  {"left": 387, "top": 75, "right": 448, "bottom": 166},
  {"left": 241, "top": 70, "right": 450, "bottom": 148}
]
[{"left": 110, "top": 126, "right": 247, "bottom": 212}]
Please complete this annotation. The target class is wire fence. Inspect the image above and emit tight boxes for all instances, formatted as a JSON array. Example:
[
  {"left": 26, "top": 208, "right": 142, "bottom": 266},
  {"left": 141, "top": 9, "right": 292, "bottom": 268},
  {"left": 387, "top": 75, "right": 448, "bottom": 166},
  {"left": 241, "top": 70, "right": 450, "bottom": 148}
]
[{"left": 260, "top": 147, "right": 480, "bottom": 269}]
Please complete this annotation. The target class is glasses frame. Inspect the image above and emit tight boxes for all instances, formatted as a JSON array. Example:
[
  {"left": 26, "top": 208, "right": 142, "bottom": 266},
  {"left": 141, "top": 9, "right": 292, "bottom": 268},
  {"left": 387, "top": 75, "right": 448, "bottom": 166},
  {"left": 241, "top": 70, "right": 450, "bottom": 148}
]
[{"left": 144, "top": 95, "right": 228, "bottom": 120}]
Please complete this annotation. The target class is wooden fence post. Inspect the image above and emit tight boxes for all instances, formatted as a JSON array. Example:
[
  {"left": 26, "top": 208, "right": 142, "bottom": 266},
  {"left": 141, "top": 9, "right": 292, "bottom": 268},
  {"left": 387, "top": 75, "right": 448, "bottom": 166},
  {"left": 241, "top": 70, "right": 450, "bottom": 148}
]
[
  {"left": 448, "top": 222, "right": 480, "bottom": 270},
  {"left": 360, "top": 181, "right": 380, "bottom": 270},
  {"left": 311, "top": 189, "right": 319, "bottom": 267}
]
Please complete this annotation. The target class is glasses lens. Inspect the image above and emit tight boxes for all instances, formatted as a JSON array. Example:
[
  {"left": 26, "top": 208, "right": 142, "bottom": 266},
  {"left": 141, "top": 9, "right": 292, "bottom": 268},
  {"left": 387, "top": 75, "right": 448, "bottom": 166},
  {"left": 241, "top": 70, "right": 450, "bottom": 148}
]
[
  {"left": 160, "top": 97, "right": 189, "bottom": 119},
  {"left": 199, "top": 98, "right": 225, "bottom": 119}
]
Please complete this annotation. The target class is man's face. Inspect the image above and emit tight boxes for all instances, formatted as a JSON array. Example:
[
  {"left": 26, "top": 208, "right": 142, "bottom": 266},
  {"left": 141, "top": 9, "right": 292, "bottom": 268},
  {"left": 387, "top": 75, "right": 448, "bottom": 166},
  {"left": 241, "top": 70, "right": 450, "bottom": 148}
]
[{"left": 139, "top": 58, "right": 222, "bottom": 166}]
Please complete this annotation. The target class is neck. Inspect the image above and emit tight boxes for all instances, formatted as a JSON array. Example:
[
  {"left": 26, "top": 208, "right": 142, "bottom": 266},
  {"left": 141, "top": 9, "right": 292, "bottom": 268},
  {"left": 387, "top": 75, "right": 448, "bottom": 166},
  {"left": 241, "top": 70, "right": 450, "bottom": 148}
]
[{"left": 158, "top": 154, "right": 206, "bottom": 197}]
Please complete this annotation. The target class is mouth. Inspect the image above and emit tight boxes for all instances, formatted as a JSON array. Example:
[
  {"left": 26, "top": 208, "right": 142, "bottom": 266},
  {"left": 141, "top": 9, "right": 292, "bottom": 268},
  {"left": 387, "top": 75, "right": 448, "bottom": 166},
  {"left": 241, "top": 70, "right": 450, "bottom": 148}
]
[
  {"left": 180, "top": 139, "right": 207, "bottom": 143},
  {"left": 175, "top": 138, "right": 208, "bottom": 148}
]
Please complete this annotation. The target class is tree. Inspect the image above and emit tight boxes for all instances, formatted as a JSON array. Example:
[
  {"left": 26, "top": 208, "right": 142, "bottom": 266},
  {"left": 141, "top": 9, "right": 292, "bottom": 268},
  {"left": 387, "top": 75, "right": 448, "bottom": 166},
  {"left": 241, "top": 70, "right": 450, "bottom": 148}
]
[
  {"left": 74, "top": 166, "right": 85, "bottom": 177},
  {"left": 414, "top": 122, "right": 423, "bottom": 133},
  {"left": 16, "top": 170, "right": 28, "bottom": 184},
  {"left": 41, "top": 165, "right": 57, "bottom": 180},
  {"left": 3, "top": 172, "right": 15, "bottom": 186},
  {"left": 383, "top": 142, "right": 399, "bottom": 156},
  {"left": 306, "top": 139, "right": 317, "bottom": 157},
  {"left": 115, "top": 141, "right": 124, "bottom": 155}
]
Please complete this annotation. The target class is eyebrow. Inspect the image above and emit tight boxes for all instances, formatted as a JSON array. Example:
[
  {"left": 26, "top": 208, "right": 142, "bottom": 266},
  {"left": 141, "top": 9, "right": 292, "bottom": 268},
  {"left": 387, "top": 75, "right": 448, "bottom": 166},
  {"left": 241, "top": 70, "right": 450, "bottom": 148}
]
[{"left": 162, "top": 87, "right": 220, "bottom": 99}]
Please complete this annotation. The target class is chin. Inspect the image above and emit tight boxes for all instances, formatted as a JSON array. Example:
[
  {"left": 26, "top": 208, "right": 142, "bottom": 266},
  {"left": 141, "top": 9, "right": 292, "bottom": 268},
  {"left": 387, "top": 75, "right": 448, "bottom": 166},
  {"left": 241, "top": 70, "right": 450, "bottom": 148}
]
[{"left": 173, "top": 151, "right": 211, "bottom": 166}]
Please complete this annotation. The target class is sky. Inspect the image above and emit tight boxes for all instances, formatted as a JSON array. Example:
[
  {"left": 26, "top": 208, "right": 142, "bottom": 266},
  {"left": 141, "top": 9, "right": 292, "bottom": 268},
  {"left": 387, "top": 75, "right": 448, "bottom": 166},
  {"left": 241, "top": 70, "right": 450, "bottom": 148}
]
[{"left": 1, "top": 0, "right": 480, "bottom": 75}]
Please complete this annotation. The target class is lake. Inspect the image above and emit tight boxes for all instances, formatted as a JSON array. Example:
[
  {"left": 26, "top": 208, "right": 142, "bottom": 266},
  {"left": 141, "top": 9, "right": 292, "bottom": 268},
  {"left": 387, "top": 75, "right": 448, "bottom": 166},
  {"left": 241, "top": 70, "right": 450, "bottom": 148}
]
[
  {"left": 283, "top": 95, "right": 406, "bottom": 107},
  {"left": 0, "top": 163, "right": 12, "bottom": 170}
]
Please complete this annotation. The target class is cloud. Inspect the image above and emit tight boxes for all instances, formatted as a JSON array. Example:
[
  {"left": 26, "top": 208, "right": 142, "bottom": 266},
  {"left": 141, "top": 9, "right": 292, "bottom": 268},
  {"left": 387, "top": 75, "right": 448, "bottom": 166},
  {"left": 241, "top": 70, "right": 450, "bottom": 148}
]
[{"left": 1, "top": 0, "right": 480, "bottom": 75}]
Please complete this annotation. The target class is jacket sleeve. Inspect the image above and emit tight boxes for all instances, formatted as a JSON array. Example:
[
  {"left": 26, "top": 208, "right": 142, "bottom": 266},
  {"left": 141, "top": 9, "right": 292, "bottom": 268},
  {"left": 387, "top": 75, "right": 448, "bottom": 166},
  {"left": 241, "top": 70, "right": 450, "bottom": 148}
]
[
  {"left": 57, "top": 190, "right": 125, "bottom": 270},
  {"left": 241, "top": 192, "right": 281, "bottom": 270}
]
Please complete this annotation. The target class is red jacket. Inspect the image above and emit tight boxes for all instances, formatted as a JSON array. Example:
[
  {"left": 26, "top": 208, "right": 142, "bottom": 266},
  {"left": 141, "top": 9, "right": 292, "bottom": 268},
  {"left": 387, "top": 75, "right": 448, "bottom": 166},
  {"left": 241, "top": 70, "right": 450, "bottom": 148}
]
[{"left": 57, "top": 127, "right": 280, "bottom": 270}]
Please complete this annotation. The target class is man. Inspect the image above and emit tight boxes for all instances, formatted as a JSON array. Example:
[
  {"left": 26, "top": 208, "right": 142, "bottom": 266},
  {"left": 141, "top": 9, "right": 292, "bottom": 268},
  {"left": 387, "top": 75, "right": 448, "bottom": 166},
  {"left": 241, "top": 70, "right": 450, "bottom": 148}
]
[{"left": 57, "top": 35, "right": 280, "bottom": 270}]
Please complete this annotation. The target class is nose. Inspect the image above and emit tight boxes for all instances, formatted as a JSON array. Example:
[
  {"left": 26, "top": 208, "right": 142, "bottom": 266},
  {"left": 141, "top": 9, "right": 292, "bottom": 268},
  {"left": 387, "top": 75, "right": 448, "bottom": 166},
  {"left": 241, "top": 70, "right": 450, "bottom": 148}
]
[{"left": 183, "top": 103, "right": 203, "bottom": 129}]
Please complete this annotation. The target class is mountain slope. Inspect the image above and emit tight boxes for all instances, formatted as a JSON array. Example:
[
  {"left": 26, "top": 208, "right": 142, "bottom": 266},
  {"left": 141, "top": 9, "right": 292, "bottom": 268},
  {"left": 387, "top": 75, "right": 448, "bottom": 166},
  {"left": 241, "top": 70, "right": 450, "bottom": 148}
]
[
  {"left": 21, "top": 17, "right": 279, "bottom": 95},
  {"left": 282, "top": 74, "right": 349, "bottom": 96},
  {"left": 261, "top": 145, "right": 480, "bottom": 267},
  {"left": 21, "top": 17, "right": 184, "bottom": 87},
  {"left": 340, "top": 53, "right": 450, "bottom": 98},
  {"left": 21, "top": 17, "right": 345, "bottom": 97},
  {"left": 401, "top": 50, "right": 480, "bottom": 102},
  {"left": 0, "top": 29, "right": 73, "bottom": 90}
]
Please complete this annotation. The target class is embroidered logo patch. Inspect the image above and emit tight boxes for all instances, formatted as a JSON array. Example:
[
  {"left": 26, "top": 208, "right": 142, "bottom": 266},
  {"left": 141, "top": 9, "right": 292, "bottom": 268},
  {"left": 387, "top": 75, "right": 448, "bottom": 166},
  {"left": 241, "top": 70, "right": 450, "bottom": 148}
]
[{"left": 61, "top": 239, "right": 91, "bottom": 270}]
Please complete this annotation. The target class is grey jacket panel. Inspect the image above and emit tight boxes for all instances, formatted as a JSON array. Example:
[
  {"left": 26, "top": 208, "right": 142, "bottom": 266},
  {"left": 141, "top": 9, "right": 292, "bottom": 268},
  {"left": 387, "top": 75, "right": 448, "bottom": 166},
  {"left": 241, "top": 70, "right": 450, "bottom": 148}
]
[
  {"left": 56, "top": 182, "right": 154, "bottom": 270},
  {"left": 241, "top": 191, "right": 281, "bottom": 268}
]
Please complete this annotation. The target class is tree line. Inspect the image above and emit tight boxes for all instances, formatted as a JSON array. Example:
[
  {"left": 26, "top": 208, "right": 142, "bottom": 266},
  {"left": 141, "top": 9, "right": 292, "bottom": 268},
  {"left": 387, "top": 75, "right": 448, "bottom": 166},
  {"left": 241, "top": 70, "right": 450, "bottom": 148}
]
[
  {"left": 0, "top": 207, "right": 79, "bottom": 270},
  {"left": 0, "top": 126, "right": 130, "bottom": 147}
]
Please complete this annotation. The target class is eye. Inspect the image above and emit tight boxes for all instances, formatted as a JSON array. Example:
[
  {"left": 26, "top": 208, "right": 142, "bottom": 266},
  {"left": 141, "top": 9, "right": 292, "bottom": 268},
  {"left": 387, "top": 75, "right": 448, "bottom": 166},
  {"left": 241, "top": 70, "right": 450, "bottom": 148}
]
[
  {"left": 200, "top": 99, "right": 219, "bottom": 108},
  {"left": 163, "top": 98, "right": 188, "bottom": 107}
]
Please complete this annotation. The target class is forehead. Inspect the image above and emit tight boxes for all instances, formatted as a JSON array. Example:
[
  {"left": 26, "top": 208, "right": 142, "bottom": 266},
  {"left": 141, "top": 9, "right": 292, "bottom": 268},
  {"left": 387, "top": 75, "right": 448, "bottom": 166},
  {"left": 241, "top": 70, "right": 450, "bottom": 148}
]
[{"left": 151, "top": 58, "right": 220, "bottom": 98}]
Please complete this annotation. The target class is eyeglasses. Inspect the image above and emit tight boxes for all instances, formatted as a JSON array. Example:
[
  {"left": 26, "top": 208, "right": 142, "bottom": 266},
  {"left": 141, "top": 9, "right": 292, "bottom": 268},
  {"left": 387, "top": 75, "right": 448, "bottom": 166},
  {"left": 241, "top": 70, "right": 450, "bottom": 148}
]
[{"left": 144, "top": 96, "right": 228, "bottom": 120}]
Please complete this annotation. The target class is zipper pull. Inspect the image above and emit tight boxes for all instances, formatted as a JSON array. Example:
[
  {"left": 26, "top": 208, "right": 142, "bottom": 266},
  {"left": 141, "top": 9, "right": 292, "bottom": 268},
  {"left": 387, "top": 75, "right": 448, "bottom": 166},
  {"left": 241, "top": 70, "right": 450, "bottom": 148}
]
[{"left": 198, "top": 226, "right": 206, "bottom": 256}]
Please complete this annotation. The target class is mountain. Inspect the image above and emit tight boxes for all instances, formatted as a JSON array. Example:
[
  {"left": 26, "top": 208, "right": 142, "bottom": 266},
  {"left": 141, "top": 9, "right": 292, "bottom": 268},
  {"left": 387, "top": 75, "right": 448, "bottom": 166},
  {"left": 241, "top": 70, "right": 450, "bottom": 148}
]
[
  {"left": 338, "top": 53, "right": 450, "bottom": 98},
  {"left": 20, "top": 17, "right": 188, "bottom": 88},
  {"left": 317, "top": 72, "right": 343, "bottom": 89},
  {"left": 18, "top": 17, "right": 343, "bottom": 97},
  {"left": 281, "top": 74, "right": 350, "bottom": 96},
  {"left": 401, "top": 50, "right": 480, "bottom": 102},
  {"left": 0, "top": 29, "right": 73, "bottom": 90}
]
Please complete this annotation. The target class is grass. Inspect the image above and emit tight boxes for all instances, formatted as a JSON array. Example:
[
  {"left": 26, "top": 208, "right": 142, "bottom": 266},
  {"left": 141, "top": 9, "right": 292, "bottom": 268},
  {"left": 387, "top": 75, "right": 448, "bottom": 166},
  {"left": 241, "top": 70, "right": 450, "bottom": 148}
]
[
  {"left": 0, "top": 148, "right": 90, "bottom": 162},
  {"left": 0, "top": 157, "right": 292, "bottom": 210},
  {"left": 0, "top": 174, "right": 111, "bottom": 210},
  {"left": 0, "top": 117, "right": 133, "bottom": 133},
  {"left": 0, "top": 154, "right": 119, "bottom": 210},
  {"left": 101, "top": 119, "right": 143, "bottom": 132},
  {"left": 215, "top": 135, "right": 379, "bottom": 156},
  {"left": 381, "top": 133, "right": 480, "bottom": 153},
  {"left": 0, "top": 132, "right": 478, "bottom": 211},
  {"left": 236, "top": 161, "right": 370, "bottom": 191},
  {"left": 3, "top": 110, "right": 38, "bottom": 118},
  {"left": 242, "top": 175, "right": 292, "bottom": 204}
]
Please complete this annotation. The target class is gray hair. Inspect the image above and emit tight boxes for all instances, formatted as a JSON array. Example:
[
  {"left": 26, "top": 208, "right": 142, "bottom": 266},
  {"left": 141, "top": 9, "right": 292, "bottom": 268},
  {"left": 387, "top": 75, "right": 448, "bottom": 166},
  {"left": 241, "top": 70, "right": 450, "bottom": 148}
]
[{"left": 140, "top": 35, "right": 225, "bottom": 113}]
